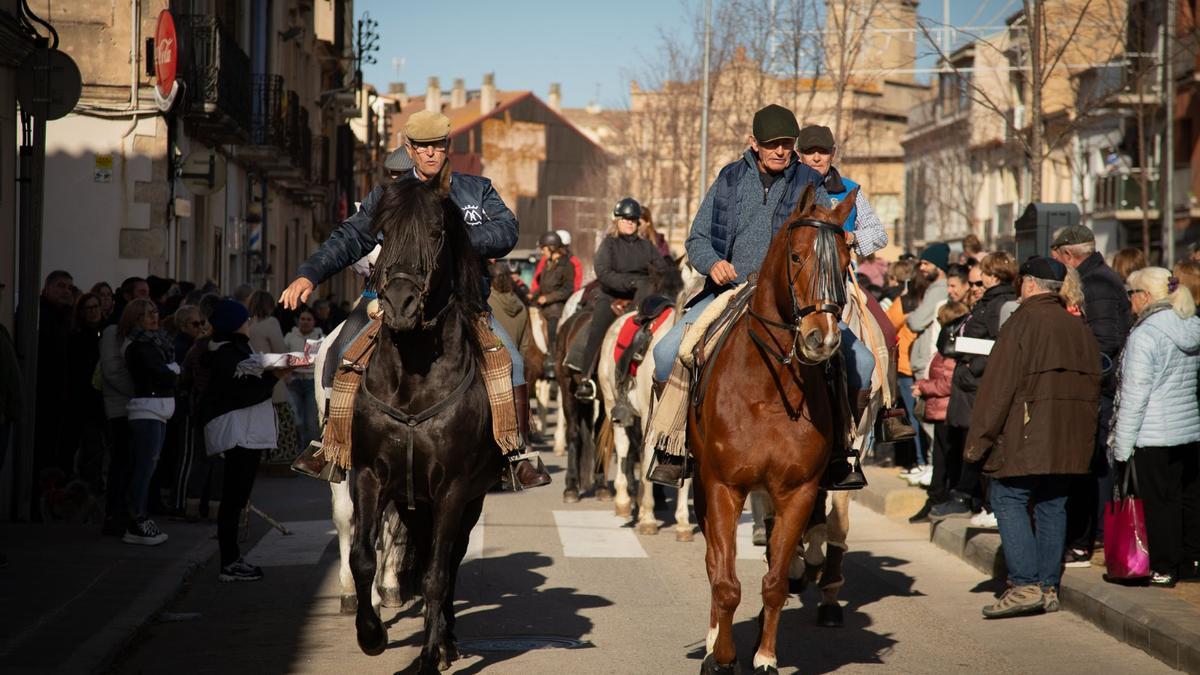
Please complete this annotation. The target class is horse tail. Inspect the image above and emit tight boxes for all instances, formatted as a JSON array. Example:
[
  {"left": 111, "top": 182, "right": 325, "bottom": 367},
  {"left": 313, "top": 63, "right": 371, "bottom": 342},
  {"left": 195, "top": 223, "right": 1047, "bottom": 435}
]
[{"left": 594, "top": 416, "right": 614, "bottom": 479}]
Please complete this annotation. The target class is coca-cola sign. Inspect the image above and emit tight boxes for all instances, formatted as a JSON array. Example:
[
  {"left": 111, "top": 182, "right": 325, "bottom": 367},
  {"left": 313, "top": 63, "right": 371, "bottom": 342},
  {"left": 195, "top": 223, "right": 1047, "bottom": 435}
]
[{"left": 154, "top": 10, "right": 177, "bottom": 99}]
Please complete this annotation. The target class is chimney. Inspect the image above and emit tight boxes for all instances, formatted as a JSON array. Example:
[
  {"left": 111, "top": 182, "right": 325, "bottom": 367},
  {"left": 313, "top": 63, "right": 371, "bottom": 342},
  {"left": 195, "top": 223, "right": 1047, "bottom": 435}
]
[
  {"left": 548, "top": 83, "right": 561, "bottom": 112},
  {"left": 451, "top": 78, "right": 466, "bottom": 108},
  {"left": 425, "top": 76, "right": 441, "bottom": 111},
  {"left": 480, "top": 73, "right": 496, "bottom": 113},
  {"left": 388, "top": 82, "right": 406, "bottom": 96}
]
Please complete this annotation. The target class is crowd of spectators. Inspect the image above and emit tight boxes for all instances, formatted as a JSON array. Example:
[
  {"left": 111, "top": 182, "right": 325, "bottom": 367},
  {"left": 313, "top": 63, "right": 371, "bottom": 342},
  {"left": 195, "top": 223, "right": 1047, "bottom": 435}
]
[
  {"left": 11, "top": 271, "right": 327, "bottom": 569},
  {"left": 865, "top": 227, "right": 1199, "bottom": 615}
]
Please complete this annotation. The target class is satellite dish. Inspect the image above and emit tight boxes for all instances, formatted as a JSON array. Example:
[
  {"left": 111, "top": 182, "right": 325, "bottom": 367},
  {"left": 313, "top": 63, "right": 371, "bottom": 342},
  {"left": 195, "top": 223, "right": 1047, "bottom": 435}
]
[
  {"left": 179, "top": 149, "right": 227, "bottom": 196},
  {"left": 16, "top": 48, "right": 82, "bottom": 120}
]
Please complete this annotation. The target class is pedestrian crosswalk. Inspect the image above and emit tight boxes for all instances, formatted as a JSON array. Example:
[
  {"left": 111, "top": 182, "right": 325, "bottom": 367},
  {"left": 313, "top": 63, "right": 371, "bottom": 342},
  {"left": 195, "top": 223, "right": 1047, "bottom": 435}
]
[{"left": 242, "top": 510, "right": 767, "bottom": 566}]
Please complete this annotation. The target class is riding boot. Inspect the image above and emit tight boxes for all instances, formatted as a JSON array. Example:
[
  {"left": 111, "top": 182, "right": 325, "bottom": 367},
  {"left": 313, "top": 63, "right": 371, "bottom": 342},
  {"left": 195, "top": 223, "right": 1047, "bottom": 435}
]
[
  {"left": 821, "top": 360, "right": 867, "bottom": 491},
  {"left": 647, "top": 377, "right": 689, "bottom": 487},
  {"left": 290, "top": 440, "right": 345, "bottom": 483},
  {"left": 506, "top": 385, "right": 551, "bottom": 490}
]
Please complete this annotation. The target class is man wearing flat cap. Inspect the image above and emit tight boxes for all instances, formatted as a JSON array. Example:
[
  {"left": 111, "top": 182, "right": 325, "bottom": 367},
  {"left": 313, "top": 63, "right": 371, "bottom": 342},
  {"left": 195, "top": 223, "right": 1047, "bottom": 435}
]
[
  {"left": 1049, "top": 224, "right": 1132, "bottom": 566},
  {"left": 796, "top": 124, "right": 888, "bottom": 256},
  {"left": 964, "top": 256, "right": 1101, "bottom": 619},
  {"left": 650, "top": 102, "right": 884, "bottom": 489},
  {"left": 280, "top": 109, "right": 551, "bottom": 489}
]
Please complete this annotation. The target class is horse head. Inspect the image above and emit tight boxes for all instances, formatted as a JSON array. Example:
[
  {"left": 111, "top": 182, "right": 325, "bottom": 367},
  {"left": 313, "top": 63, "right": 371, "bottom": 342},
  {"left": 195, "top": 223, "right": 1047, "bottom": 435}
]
[
  {"left": 368, "top": 178, "right": 481, "bottom": 334},
  {"left": 760, "top": 184, "right": 856, "bottom": 364}
]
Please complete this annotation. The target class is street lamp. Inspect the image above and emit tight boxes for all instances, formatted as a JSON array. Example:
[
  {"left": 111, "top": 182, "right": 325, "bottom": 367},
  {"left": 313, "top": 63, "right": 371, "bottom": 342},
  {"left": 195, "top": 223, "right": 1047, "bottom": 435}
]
[{"left": 355, "top": 13, "right": 379, "bottom": 92}]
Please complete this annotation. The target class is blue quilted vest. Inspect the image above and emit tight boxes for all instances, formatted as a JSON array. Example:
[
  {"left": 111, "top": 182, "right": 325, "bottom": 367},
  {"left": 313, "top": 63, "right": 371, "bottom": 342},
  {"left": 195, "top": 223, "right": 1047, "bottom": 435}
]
[
  {"left": 826, "top": 175, "right": 859, "bottom": 232},
  {"left": 709, "top": 154, "right": 824, "bottom": 261}
]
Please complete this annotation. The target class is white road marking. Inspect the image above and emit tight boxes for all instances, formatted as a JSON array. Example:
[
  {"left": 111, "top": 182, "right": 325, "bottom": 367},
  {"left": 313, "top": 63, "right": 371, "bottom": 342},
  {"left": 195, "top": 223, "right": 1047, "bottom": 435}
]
[
  {"left": 245, "top": 520, "right": 336, "bottom": 567},
  {"left": 464, "top": 513, "right": 484, "bottom": 562},
  {"left": 552, "top": 510, "right": 648, "bottom": 558}
]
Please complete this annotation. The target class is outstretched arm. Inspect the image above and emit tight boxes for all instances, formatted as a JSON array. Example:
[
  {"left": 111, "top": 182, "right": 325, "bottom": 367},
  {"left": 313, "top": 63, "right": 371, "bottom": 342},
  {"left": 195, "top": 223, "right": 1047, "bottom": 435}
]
[{"left": 282, "top": 187, "right": 383, "bottom": 308}]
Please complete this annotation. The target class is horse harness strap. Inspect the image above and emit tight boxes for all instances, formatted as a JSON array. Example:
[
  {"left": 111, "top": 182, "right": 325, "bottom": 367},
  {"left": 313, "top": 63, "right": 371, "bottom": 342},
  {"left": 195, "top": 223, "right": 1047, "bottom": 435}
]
[{"left": 360, "top": 358, "right": 477, "bottom": 511}]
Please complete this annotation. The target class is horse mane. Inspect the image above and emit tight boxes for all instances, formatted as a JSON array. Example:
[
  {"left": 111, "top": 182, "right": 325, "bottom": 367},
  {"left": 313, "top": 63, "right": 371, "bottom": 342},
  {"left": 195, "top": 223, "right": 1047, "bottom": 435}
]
[
  {"left": 779, "top": 186, "right": 852, "bottom": 307},
  {"left": 367, "top": 178, "right": 486, "bottom": 347}
]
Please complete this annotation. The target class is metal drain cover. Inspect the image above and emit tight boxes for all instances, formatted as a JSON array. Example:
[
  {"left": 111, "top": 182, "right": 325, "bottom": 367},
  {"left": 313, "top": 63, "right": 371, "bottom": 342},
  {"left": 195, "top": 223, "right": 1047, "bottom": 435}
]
[{"left": 457, "top": 636, "right": 590, "bottom": 653}]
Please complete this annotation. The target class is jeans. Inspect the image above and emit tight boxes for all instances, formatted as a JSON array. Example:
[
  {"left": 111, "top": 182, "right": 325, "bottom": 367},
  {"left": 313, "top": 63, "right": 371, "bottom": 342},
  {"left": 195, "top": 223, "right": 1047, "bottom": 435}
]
[
  {"left": 991, "top": 474, "right": 1072, "bottom": 590},
  {"left": 653, "top": 293, "right": 718, "bottom": 383},
  {"left": 896, "top": 375, "right": 926, "bottom": 465},
  {"left": 218, "top": 446, "right": 262, "bottom": 566},
  {"left": 126, "top": 418, "right": 167, "bottom": 519},
  {"left": 489, "top": 313, "right": 525, "bottom": 386},
  {"left": 288, "top": 378, "right": 320, "bottom": 447},
  {"left": 840, "top": 322, "right": 874, "bottom": 394}
]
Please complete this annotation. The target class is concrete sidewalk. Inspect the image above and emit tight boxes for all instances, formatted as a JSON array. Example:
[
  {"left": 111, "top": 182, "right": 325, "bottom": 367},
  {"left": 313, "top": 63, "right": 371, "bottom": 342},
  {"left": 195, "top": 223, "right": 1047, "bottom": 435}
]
[
  {"left": 0, "top": 472, "right": 319, "bottom": 674},
  {"left": 853, "top": 463, "right": 1200, "bottom": 673}
]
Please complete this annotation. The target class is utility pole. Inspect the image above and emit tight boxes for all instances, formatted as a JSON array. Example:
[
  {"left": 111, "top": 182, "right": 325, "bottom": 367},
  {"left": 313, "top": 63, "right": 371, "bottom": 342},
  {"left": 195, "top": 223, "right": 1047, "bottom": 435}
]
[
  {"left": 1026, "top": 0, "right": 1043, "bottom": 204},
  {"left": 699, "top": 0, "right": 713, "bottom": 203},
  {"left": 1162, "top": 0, "right": 1176, "bottom": 264}
]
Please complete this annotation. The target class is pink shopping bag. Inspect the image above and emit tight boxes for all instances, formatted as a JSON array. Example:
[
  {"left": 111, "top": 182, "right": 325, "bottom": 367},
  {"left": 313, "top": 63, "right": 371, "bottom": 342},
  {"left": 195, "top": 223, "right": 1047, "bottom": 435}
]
[{"left": 1103, "top": 462, "right": 1150, "bottom": 580}]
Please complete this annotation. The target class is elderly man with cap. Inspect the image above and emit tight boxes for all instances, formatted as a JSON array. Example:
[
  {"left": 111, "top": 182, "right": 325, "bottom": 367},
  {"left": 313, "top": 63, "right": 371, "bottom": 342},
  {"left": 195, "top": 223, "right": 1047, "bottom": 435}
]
[
  {"left": 279, "top": 110, "right": 550, "bottom": 490},
  {"left": 1049, "top": 224, "right": 1133, "bottom": 566},
  {"left": 796, "top": 125, "right": 888, "bottom": 255},
  {"left": 648, "top": 103, "right": 873, "bottom": 487},
  {"left": 964, "top": 256, "right": 1101, "bottom": 618}
]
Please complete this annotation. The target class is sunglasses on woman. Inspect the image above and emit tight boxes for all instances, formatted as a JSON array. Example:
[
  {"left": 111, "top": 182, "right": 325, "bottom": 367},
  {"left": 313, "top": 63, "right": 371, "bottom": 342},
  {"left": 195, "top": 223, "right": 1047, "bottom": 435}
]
[{"left": 970, "top": 281, "right": 984, "bottom": 287}]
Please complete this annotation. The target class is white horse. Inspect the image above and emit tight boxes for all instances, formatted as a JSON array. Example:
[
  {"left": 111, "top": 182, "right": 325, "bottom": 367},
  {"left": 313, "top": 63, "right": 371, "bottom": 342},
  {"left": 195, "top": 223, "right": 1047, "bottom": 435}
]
[
  {"left": 550, "top": 287, "right": 588, "bottom": 456},
  {"left": 314, "top": 318, "right": 404, "bottom": 614},
  {"left": 524, "top": 307, "right": 557, "bottom": 445}
]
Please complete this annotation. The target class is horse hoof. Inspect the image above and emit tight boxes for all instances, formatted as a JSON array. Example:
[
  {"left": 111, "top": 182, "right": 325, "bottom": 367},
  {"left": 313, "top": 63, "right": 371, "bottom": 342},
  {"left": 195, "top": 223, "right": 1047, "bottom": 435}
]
[
  {"left": 380, "top": 587, "right": 404, "bottom": 608},
  {"left": 614, "top": 501, "right": 632, "bottom": 518},
  {"left": 356, "top": 621, "right": 388, "bottom": 656},
  {"left": 817, "top": 602, "right": 844, "bottom": 628},
  {"left": 700, "top": 653, "right": 741, "bottom": 674},
  {"left": 553, "top": 446, "right": 566, "bottom": 457},
  {"left": 753, "top": 665, "right": 778, "bottom": 675},
  {"left": 675, "top": 526, "right": 695, "bottom": 542},
  {"left": 562, "top": 488, "right": 580, "bottom": 503},
  {"left": 636, "top": 521, "right": 660, "bottom": 536},
  {"left": 340, "top": 594, "right": 358, "bottom": 614},
  {"left": 595, "top": 487, "right": 613, "bottom": 502},
  {"left": 788, "top": 577, "right": 807, "bottom": 595}
]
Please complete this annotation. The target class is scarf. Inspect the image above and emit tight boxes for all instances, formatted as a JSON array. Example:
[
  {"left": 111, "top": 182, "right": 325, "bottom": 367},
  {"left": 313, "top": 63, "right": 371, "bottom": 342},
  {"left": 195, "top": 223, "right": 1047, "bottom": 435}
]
[
  {"left": 128, "top": 328, "right": 174, "bottom": 363},
  {"left": 823, "top": 166, "right": 846, "bottom": 195}
]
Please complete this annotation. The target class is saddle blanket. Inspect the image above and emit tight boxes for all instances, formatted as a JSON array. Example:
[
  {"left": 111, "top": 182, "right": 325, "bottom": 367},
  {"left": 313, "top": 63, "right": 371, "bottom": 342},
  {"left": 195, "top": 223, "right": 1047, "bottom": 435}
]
[{"left": 613, "top": 309, "right": 673, "bottom": 376}]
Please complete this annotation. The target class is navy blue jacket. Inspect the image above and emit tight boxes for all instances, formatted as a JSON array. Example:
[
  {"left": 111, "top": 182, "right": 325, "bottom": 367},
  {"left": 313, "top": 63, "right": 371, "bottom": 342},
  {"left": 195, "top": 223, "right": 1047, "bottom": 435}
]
[{"left": 296, "top": 172, "right": 519, "bottom": 290}]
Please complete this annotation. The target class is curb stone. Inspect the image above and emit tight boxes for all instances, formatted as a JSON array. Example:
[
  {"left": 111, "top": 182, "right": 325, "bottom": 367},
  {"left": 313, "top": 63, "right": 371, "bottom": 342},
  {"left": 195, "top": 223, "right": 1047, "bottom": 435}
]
[{"left": 854, "top": 464, "right": 1200, "bottom": 673}]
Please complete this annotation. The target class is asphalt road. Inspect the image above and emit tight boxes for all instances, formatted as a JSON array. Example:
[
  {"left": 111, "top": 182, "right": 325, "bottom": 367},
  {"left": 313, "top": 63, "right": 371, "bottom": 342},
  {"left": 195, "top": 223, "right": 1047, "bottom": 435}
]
[{"left": 111, "top": 438, "right": 1174, "bottom": 674}]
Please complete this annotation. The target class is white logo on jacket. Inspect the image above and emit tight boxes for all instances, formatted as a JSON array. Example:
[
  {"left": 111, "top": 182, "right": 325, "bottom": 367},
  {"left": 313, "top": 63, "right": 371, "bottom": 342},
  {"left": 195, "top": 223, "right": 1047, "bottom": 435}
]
[{"left": 461, "top": 204, "right": 483, "bottom": 226}]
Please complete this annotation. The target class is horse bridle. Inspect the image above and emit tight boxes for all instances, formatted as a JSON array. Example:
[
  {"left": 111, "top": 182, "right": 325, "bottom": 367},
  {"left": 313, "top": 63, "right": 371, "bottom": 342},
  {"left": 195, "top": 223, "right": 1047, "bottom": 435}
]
[
  {"left": 378, "top": 228, "right": 451, "bottom": 329},
  {"left": 747, "top": 218, "right": 848, "bottom": 366}
]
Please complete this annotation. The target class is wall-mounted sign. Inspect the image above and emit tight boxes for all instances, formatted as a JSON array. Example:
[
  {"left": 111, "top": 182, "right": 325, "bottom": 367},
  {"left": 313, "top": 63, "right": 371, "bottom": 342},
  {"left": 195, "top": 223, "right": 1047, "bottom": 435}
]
[
  {"left": 94, "top": 154, "right": 112, "bottom": 182},
  {"left": 154, "top": 10, "right": 179, "bottom": 111},
  {"left": 179, "top": 149, "right": 226, "bottom": 195}
]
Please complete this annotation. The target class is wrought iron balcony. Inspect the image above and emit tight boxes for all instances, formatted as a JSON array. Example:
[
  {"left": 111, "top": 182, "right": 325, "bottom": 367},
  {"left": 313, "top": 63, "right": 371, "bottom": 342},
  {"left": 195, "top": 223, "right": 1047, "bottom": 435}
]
[
  {"left": 1093, "top": 169, "right": 1158, "bottom": 214},
  {"left": 251, "top": 74, "right": 285, "bottom": 147},
  {"left": 177, "top": 15, "right": 252, "bottom": 142}
]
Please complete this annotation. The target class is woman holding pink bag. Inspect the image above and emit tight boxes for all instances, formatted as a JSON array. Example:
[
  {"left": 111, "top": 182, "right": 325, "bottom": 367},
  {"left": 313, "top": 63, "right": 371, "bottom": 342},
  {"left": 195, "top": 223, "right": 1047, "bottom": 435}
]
[{"left": 1110, "top": 267, "right": 1200, "bottom": 587}]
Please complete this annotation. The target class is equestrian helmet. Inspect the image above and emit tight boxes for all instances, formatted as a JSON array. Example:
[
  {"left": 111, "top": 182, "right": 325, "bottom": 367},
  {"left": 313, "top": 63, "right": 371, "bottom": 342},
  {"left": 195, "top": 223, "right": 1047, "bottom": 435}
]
[
  {"left": 537, "top": 231, "right": 563, "bottom": 249},
  {"left": 555, "top": 229, "right": 572, "bottom": 246},
  {"left": 613, "top": 197, "right": 642, "bottom": 221}
]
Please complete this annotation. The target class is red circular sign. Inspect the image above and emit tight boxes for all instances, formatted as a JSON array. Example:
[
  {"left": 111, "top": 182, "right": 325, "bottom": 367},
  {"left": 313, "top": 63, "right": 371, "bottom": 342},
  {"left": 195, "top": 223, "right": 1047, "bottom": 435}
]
[{"left": 154, "top": 10, "right": 177, "bottom": 98}]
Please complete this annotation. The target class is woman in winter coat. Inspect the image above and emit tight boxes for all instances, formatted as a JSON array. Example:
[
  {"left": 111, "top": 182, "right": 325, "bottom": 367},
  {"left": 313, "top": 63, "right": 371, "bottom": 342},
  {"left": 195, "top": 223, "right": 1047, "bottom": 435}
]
[
  {"left": 120, "top": 298, "right": 178, "bottom": 546},
  {"left": 283, "top": 306, "right": 324, "bottom": 448},
  {"left": 200, "top": 300, "right": 287, "bottom": 582},
  {"left": 1110, "top": 267, "right": 1200, "bottom": 587},
  {"left": 914, "top": 302, "right": 969, "bottom": 513},
  {"left": 67, "top": 292, "right": 107, "bottom": 489},
  {"left": 532, "top": 231, "right": 575, "bottom": 377},
  {"left": 566, "top": 197, "right": 671, "bottom": 400},
  {"left": 934, "top": 252, "right": 1019, "bottom": 520}
]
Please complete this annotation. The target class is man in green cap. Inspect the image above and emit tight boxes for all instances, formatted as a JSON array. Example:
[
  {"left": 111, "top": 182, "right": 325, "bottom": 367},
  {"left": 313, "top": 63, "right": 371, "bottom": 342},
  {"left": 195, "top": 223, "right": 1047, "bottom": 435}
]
[
  {"left": 648, "top": 103, "right": 870, "bottom": 490},
  {"left": 280, "top": 110, "right": 551, "bottom": 490}
]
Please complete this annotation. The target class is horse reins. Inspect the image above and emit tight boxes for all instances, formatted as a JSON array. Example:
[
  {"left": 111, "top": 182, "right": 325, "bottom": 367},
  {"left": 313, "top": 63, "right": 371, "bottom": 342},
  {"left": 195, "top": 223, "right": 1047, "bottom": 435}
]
[
  {"left": 360, "top": 357, "right": 477, "bottom": 511},
  {"left": 747, "top": 218, "right": 848, "bottom": 367}
]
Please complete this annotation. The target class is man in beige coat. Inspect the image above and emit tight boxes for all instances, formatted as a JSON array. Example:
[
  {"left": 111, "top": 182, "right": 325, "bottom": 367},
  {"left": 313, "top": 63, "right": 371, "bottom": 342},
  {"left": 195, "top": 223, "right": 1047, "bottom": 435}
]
[{"left": 964, "top": 256, "right": 1101, "bottom": 618}]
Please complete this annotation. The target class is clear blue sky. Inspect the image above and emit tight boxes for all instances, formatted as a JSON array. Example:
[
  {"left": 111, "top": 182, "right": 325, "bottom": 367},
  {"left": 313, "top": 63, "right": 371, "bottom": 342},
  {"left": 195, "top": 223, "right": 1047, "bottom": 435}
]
[{"left": 358, "top": 0, "right": 1017, "bottom": 110}]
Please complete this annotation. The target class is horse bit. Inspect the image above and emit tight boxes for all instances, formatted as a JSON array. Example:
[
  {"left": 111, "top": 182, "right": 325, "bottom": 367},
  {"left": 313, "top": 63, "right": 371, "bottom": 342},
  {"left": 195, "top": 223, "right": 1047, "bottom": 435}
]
[{"left": 747, "top": 218, "right": 848, "bottom": 367}]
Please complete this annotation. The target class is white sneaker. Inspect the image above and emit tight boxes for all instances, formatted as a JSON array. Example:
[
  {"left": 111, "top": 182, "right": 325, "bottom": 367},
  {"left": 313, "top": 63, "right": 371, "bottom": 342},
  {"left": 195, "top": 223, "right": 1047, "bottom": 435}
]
[
  {"left": 969, "top": 509, "right": 998, "bottom": 529},
  {"left": 901, "top": 465, "right": 925, "bottom": 476},
  {"left": 915, "top": 467, "right": 934, "bottom": 487},
  {"left": 906, "top": 466, "right": 931, "bottom": 486}
]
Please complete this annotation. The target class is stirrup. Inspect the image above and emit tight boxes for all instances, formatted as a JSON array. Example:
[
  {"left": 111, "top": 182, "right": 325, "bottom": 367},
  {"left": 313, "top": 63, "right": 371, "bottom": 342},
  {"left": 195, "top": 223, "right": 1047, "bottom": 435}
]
[
  {"left": 647, "top": 448, "right": 690, "bottom": 488},
  {"left": 290, "top": 441, "right": 345, "bottom": 483},
  {"left": 574, "top": 378, "right": 597, "bottom": 402}
]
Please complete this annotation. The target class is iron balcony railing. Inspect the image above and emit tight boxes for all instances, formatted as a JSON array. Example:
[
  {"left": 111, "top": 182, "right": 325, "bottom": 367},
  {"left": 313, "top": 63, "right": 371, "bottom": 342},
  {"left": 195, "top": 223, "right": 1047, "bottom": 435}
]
[
  {"left": 1093, "top": 169, "right": 1159, "bottom": 213},
  {"left": 177, "top": 15, "right": 252, "bottom": 138},
  {"left": 251, "top": 74, "right": 285, "bottom": 147}
]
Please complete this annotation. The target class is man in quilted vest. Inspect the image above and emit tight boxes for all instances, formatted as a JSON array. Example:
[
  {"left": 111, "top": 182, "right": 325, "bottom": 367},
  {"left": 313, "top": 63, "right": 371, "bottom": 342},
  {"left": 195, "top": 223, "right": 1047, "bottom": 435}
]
[{"left": 650, "top": 104, "right": 880, "bottom": 490}]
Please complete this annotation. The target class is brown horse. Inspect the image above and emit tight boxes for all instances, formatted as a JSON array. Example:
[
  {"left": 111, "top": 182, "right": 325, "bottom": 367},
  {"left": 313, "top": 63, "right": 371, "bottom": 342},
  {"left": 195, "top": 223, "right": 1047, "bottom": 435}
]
[{"left": 691, "top": 186, "right": 855, "bottom": 674}]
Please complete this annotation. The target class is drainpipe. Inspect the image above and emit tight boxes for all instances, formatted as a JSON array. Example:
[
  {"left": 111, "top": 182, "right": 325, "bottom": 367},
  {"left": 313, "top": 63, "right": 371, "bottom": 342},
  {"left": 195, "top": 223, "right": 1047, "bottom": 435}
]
[{"left": 130, "top": 0, "right": 139, "bottom": 109}]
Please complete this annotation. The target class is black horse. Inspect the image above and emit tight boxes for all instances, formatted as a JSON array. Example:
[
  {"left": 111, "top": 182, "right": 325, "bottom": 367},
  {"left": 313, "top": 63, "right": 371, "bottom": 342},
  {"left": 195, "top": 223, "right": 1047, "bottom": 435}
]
[{"left": 349, "top": 174, "right": 502, "bottom": 673}]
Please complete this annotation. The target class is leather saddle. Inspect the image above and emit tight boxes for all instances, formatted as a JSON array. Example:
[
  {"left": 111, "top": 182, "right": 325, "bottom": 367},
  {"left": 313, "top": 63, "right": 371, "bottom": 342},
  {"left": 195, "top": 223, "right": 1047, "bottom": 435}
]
[{"left": 635, "top": 295, "right": 673, "bottom": 325}]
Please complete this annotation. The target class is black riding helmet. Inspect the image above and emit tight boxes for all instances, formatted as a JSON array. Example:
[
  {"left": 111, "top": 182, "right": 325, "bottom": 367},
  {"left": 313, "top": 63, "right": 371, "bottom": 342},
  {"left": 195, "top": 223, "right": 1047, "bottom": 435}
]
[
  {"left": 613, "top": 197, "right": 642, "bottom": 221},
  {"left": 537, "top": 231, "right": 563, "bottom": 249}
]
